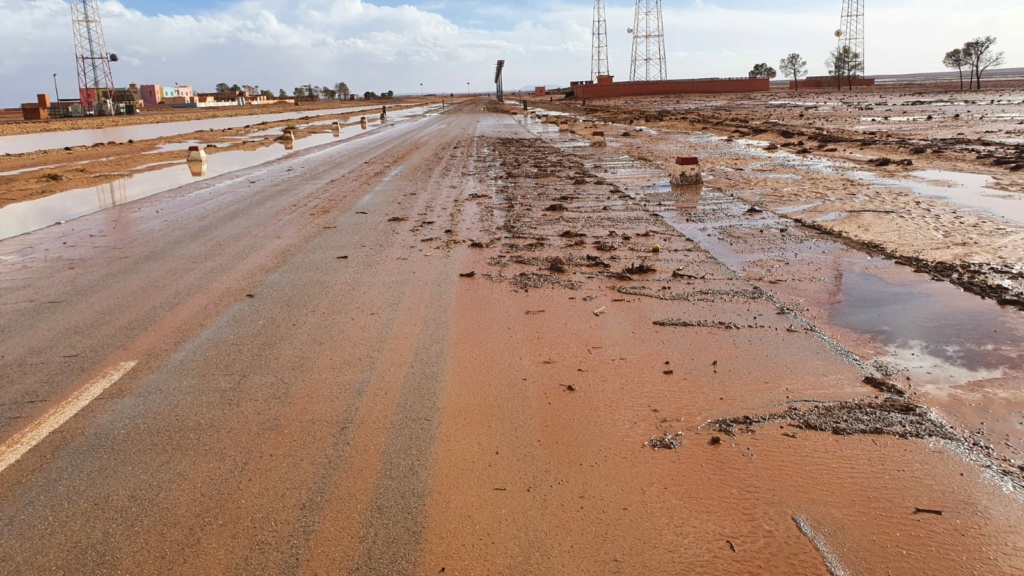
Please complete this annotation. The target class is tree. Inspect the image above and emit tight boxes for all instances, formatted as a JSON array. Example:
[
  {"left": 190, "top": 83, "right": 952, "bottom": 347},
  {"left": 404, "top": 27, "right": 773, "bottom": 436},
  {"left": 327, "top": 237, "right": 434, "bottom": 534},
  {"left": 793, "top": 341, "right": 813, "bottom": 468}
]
[
  {"left": 293, "top": 86, "right": 307, "bottom": 98},
  {"left": 335, "top": 82, "right": 350, "bottom": 99},
  {"left": 229, "top": 84, "right": 242, "bottom": 92},
  {"left": 322, "top": 87, "right": 337, "bottom": 100},
  {"left": 748, "top": 63, "right": 777, "bottom": 80},
  {"left": 826, "top": 45, "right": 863, "bottom": 90},
  {"left": 963, "top": 36, "right": 1005, "bottom": 89},
  {"left": 386, "top": 90, "right": 394, "bottom": 99},
  {"left": 943, "top": 48, "right": 969, "bottom": 91},
  {"left": 278, "top": 89, "right": 287, "bottom": 98},
  {"left": 364, "top": 91, "right": 378, "bottom": 99},
  {"left": 260, "top": 89, "right": 274, "bottom": 99},
  {"left": 215, "top": 82, "right": 231, "bottom": 93},
  {"left": 779, "top": 53, "right": 808, "bottom": 91}
]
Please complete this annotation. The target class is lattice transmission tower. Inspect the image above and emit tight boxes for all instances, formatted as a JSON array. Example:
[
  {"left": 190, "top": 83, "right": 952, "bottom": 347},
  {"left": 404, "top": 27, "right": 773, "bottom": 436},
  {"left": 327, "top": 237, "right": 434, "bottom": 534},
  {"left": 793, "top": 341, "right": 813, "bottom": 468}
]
[
  {"left": 836, "top": 0, "right": 865, "bottom": 74},
  {"left": 70, "top": 0, "right": 116, "bottom": 112},
  {"left": 591, "top": 0, "right": 610, "bottom": 81},
  {"left": 628, "top": 0, "right": 667, "bottom": 82}
]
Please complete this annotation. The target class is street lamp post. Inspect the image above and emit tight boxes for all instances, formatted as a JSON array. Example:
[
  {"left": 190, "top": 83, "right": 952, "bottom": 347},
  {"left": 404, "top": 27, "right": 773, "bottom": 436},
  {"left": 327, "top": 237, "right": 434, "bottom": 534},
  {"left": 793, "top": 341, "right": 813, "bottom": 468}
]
[
  {"left": 53, "top": 73, "right": 61, "bottom": 117},
  {"left": 420, "top": 82, "right": 423, "bottom": 96},
  {"left": 467, "top": 82, "right": 470, "bottom": 95}
]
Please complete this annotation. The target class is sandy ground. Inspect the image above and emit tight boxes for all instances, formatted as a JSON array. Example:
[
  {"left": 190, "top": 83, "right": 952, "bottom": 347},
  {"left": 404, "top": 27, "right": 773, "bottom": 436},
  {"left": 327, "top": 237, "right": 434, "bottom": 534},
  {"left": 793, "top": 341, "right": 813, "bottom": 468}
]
[
  {"left": 525, "top": 84, "right": 1024, "bottom": 307},
  {"left": 1, "top": 97, "right": 1022, "bottom": 574}
]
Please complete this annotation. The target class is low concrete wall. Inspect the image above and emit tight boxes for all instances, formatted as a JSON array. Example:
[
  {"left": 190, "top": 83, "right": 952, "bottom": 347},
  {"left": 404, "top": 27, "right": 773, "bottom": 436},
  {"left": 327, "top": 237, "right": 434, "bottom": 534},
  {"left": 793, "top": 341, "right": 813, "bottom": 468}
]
[{"left": 572, "top": 78, "right": 769, "bottom": 99}]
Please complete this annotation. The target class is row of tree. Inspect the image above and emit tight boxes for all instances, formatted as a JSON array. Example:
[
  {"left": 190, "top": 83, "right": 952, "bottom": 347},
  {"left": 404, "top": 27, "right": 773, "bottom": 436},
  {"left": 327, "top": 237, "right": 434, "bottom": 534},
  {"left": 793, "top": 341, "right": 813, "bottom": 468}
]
[
  {"left": 748, "top": 48, "right": 860, "bottom": 90},
  {"left": 292, "top": 83, "right": 354, "bottom": 100},
  {"left": 214, "top": 82, "right": 361, "bottom": 100},
  {"left": 747, "top": 35, "right": 1004, "bottom": 92},
  {"left": 943, "top": 36, "right": 1005, "bottom": 90}
]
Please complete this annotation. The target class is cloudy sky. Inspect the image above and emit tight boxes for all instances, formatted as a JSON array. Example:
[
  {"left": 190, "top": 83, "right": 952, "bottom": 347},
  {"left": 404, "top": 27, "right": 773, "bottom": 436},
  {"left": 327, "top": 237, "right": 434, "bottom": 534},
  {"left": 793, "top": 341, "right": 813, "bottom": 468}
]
[{"left": 1, "top": 0, "right": 1021, "bottom": 106}]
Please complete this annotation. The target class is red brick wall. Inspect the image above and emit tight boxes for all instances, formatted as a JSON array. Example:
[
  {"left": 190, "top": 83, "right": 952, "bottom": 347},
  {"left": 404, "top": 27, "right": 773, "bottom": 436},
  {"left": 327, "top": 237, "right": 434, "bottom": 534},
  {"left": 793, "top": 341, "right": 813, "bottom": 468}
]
[
  {"left": 791, "top": 76, "right": 876, "bottom": 89},
  {"left": 573, "top": 78, "right": 769, "bottom": 99}
]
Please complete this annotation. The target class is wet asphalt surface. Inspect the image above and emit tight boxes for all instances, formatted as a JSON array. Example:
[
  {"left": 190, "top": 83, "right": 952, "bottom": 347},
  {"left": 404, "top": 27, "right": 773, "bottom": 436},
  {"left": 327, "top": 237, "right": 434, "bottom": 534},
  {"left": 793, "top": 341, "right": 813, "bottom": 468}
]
[{"left": 1, "top": 101, "right": 1023, "bottom": 574}]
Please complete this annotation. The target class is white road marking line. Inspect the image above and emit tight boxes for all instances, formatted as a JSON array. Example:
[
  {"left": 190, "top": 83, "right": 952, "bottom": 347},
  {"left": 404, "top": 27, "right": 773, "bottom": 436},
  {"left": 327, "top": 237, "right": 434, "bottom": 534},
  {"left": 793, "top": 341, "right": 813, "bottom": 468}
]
[{"left": 0, "top": 360, "right": 138, "bottom": 475}]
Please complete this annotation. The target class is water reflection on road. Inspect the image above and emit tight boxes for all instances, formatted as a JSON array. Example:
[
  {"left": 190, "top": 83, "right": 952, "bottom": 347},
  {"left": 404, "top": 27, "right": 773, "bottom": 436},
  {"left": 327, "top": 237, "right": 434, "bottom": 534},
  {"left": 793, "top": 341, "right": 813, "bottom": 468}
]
[
  {"left": 0, "top": 104, "right": 391, "bottom": 155},
  {"left": 0, "top": 105, "right": 439, "bottom": 241}
]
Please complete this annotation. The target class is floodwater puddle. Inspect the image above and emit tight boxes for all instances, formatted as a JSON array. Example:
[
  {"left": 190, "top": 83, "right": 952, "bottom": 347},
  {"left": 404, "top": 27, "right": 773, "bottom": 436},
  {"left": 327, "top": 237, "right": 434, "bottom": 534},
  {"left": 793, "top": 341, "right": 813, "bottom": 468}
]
[
  {"left": 0, "top": 106, "right": 439, "bottom": 241},
  {"left": 900, "top": 170, "right": 1024, "bottom": 225},
  {"left": 724, "top": 136, "right": 1024, "bottom": 225},
  {"left": 569, "top": 133, "right": 1024, "bottom": 455}
]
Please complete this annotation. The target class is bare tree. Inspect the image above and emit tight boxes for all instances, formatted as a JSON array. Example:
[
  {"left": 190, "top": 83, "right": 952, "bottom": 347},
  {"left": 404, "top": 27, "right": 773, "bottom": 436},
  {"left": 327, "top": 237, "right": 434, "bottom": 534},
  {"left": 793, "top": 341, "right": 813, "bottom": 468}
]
[
  {"left": 942, "top": 48, "right": 969, "bottom": 91},
  {"left": 963, "top": 36, "right": 1005, "bottom": 89},
  {"left": 779, "top": 53, "right": 808, "bottom": 91}
]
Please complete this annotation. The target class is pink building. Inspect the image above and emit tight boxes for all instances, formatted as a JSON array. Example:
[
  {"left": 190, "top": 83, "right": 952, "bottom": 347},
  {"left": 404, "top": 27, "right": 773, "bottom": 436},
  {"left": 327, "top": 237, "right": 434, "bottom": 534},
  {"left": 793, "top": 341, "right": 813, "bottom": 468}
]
[
  {"left": 140, "top": 84, "right": 162, "bottom": 107},
  {"left": 139, "top": 84, "right": 196, "bottom": 107}
]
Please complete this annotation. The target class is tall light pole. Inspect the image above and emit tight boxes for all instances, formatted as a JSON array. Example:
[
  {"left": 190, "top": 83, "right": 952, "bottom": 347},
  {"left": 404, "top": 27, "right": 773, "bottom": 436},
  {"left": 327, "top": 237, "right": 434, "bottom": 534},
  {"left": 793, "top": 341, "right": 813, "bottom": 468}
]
[
  {"left": 466, "top": 82, "right": 470, "bottom": 95},
  {"left": 420, "top": 82, "right": 423, "bottom": 96},
  {"left": 53, "top": 73, "right": 61, "bottom": 116}
]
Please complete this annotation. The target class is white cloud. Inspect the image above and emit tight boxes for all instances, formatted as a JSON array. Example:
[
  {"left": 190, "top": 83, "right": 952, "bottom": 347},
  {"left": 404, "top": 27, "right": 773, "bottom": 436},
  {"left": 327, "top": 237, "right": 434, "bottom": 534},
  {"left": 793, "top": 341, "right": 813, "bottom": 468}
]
[{"left": 0, "top": 0, "right": 1020, "bottom": 106}]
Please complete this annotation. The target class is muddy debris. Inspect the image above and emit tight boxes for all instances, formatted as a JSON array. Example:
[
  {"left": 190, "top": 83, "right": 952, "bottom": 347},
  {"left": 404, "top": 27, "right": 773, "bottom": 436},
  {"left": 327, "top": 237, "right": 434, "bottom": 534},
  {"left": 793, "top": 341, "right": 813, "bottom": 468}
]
[
  {"left": 862, "top": 375, "right": 906, "bottom": 396},
  {"left": 711, "top": 397, "right": 958, "bottom": 442},
  {"left": 623, "top": 261, "right": 657, "bottom": 275},
  {"left": 654, "top": 319, "right": 749, "bottom": 330},
  {"left": 548, "top": 257, "right": 569, "bottom": 273},
  {"left": 459, "top": 271, "right": 477, "bottom": 278},
  {"left": 645, "top": 432, "right": 683, "bottom": 451}
]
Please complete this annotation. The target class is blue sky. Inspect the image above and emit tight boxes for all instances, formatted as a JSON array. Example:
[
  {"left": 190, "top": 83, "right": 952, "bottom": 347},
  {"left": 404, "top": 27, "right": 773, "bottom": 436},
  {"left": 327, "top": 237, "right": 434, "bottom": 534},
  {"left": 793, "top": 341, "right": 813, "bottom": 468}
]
[{"left": 1, "top": 1, "right": 1021, "bottom": 106}]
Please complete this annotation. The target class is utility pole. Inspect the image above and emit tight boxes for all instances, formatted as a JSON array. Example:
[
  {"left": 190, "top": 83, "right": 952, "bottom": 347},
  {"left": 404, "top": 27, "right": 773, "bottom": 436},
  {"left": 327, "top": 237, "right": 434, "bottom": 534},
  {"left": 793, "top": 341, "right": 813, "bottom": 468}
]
[
  {"left": 591, "top": 0, "right": 610, "bottom": 81},
  {"left": 53, "top": 73, "right": 61, "bottom": 117},
  {"left": 628, "top": 0, "right": 668, "bottom": 82}
]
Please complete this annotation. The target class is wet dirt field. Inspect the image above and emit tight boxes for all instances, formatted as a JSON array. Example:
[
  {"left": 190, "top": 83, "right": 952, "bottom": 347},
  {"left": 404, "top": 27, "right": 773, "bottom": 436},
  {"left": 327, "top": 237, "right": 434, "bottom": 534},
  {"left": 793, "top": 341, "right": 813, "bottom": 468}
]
[{"left": 0, "top": 97, "right": 1023, "bottom": 574}]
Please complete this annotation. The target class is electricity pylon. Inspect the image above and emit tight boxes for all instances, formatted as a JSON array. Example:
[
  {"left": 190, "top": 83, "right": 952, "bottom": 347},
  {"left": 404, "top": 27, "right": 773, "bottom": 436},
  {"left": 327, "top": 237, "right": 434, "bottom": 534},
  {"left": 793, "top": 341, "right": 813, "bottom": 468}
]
[
  {"left": 591, "top": 0, "right": 610, "bottom": 81},
  {"left": 628, "top": 0, "right": 667, "bottom": 82},
  {"left": 836, "top": 0, "right": 865, "bottom": 73},
  {"left": 70, "top": 0, "right": 116, "bottom": 112}
]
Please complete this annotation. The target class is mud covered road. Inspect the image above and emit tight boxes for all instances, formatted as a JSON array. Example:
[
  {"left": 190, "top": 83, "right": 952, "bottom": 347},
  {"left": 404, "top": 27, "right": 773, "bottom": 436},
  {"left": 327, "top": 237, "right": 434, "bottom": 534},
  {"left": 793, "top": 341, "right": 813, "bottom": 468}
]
[{"left": 1, "top": 100, "right": 1023, "bottom": 574}]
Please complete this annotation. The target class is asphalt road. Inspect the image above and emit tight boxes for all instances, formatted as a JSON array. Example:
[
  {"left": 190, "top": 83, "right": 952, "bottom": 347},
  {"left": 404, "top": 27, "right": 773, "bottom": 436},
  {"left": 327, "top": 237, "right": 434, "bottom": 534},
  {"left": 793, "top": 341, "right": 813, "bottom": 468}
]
[
  {"left": 2, "top": 101, "right": 1023, "bottom": 575},
  {"left": 0, "top": 102, "right": 478, "bottom": 574}
]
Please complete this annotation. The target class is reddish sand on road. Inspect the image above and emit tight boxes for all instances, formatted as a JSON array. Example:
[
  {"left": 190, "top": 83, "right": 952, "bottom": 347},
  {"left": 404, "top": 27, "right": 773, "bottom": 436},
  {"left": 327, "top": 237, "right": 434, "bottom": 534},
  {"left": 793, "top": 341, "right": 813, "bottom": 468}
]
[{"left": 0, "top": 99, "right": 1021, "bottom": 575}]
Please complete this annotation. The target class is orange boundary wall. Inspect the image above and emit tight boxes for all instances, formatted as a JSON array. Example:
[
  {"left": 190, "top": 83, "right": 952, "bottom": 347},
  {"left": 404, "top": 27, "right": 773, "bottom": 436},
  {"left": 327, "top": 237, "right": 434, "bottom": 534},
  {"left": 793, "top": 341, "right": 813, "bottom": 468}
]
[
  {"left": 572, "top": 78, "right": 769, "bottom": 99},
  {"left": 791, "top": 76, "right": 876, "bottom": 89}
]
